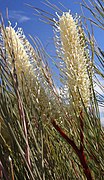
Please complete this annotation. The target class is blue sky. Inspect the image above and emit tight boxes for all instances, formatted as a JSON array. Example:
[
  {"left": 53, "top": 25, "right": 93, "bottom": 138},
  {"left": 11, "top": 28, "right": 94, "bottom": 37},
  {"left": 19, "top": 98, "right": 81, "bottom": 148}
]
[
  {"left": 1, "top": 0, "right": 103, "bottom": 78},
  {"left": 0, "top": 0, "right": 103, "bottom": 50},
  {"left": 0, "top": 0, "right": 104, "bottom": 125},
  {"left": 0, "top": 0, "right": 87, "bottom": 84},
  {"left": 0, "top": 0, "right": 83, "bottom": 47}
]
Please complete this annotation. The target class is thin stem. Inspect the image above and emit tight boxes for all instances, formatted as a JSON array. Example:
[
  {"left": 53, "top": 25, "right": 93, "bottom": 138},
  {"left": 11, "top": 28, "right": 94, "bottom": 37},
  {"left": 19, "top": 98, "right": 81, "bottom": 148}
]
[
  {"left": 79, "top": 110, "right": 84, "bottom": 152},
  {"left": 0, "top": 161, "right": 9, "bottom": 180},
  {"left": 52, "top": 119, "right": 93, "bottom": 180},
  {"left": 11, "top": 53, "right": 31, "bottom": 167}
]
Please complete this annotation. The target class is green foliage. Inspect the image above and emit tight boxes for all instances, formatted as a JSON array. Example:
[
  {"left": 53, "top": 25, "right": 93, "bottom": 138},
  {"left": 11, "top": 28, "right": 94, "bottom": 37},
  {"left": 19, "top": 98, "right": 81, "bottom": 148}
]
[{"left": 0, "top": 0, "right": 104, "bottom": 179}]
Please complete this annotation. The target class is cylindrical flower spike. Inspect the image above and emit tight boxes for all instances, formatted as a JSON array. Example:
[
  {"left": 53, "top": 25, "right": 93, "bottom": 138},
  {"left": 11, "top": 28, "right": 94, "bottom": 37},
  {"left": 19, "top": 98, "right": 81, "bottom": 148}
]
[
  {"left": 1, "top": 23, "right": 56, "bottom": 118},
  {"left": 2, "top": 24, "right": 55, "bottom": 100},
  {"left": 54, "top": 12, "right": 90, "bottom": 110},
  {"left": 2, "top": 25, "right": 34, "bottom": 80}
]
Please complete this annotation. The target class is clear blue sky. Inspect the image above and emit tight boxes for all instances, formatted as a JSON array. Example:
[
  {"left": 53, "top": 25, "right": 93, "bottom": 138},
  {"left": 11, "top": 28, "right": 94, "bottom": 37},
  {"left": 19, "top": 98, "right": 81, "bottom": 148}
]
[{"left": 0, "top": 0, "right": 83, "bottom": 47}]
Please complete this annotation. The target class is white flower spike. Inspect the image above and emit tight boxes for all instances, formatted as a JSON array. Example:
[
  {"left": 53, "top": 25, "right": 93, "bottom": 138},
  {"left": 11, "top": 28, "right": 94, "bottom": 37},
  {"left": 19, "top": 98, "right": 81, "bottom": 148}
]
[{"left": 54, "top": 12, "right": 90, "bottom": 109}]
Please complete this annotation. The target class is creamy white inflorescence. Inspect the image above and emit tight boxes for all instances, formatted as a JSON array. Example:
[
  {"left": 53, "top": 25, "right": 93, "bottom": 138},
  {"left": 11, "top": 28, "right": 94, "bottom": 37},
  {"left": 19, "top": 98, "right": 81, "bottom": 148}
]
[
  {"left": 4, "top": 26, "right": 32, "bottom": 77},
  {"left": 2, "top": 24, "right": 55, "bottom": 104},
  {"left": 55, "top": 12, "right": 90, "bottom": 108}
]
